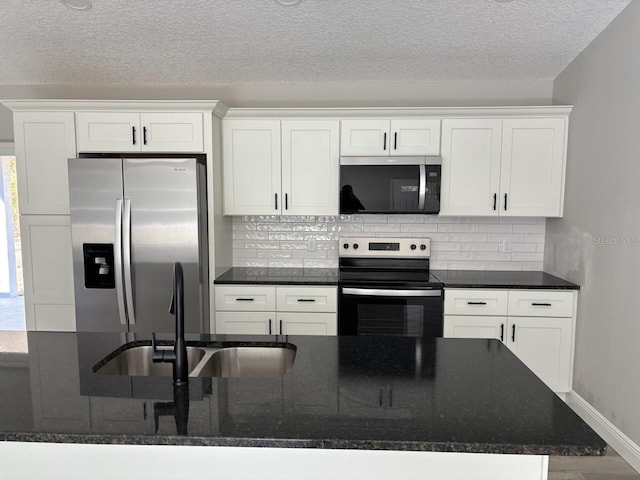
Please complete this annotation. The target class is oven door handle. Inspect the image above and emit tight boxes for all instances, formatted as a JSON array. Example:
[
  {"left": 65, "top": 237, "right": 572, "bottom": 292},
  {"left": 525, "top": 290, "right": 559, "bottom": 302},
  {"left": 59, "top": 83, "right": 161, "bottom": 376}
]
[{"left": 341, "top": 288, "right": 442, "bottom": 297}]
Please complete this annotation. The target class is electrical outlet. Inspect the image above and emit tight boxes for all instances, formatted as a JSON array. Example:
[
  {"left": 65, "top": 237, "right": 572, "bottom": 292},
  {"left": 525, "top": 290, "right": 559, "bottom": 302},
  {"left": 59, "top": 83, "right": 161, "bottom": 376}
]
[
  {"left": 307, "top": 237, "right": 316, "bottom": 251},
  {"left": 502, "top": 240, "right": 512, "bottom": 253}
]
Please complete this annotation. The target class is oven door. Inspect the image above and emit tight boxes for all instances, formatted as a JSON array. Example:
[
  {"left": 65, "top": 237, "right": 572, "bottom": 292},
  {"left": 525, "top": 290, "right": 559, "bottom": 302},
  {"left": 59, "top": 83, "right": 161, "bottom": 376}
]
[{"left": 338, "top": 287, "right": 443, "bottom": 338}]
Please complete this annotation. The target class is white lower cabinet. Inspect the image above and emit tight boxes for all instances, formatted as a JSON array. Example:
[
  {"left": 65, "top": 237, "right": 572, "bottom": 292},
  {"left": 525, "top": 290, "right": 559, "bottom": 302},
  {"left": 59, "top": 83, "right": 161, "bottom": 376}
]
[
  {"left": 444, "top": 288, "right": 576, "bottom": 393},
  {"left": 20, "top": 215, "right": 76, "bottom": 331},
  {"left": 214, "top": 285, "right": 337, "bottom": 336}
]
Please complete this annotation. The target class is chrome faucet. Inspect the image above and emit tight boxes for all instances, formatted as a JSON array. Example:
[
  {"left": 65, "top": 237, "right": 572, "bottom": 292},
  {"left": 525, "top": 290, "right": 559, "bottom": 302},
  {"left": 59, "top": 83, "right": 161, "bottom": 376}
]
[{"left": 152, "top": 262, "right": 189, "bottom": 385}]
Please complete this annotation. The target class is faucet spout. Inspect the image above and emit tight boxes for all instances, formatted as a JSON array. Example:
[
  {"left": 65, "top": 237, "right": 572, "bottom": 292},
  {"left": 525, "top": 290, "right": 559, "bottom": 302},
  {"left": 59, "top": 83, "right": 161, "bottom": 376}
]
[{"left": 152, "top": 262, "right": 189, "bottom": 385}]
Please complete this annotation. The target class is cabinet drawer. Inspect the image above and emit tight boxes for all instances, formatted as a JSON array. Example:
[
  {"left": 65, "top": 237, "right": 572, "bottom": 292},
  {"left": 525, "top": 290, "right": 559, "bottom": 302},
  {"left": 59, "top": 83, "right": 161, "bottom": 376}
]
[
  {"left": 444, "top": 289, "right": 508, "bottom": 316},
  {"left": 214, "top": 286, "right": 276, "bottom": 311},
  {"left": 508, "top": 290, "right": 575, "bottom": 317},
  {"left": 276, "top": 287, "right": 337, "bottom": 313}
]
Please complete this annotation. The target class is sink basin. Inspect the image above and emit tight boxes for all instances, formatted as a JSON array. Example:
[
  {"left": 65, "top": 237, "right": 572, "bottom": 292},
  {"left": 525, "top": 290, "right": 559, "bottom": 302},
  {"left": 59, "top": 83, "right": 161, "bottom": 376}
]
[
  {"left": 192, "top": 346, "right": 296, "bottom": 378},
  {"left": 94, "top": 342, "right": 296, "bottom": 378},
  {"left": 95, "top": 345, "right": 206, "bottom": 377}
]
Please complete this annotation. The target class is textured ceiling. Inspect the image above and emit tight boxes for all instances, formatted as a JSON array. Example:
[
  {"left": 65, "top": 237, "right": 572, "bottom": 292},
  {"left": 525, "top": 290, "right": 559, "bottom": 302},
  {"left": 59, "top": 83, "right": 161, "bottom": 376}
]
[{"left": 0, "top": 0, "right": 633, "bottom": 85}]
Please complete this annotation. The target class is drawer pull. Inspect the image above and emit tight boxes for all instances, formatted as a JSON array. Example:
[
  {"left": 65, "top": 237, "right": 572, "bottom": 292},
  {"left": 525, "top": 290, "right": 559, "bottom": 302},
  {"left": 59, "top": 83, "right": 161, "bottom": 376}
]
[
  {"left": 280, "top": 319, "right": 283, "bottom": 335},
  {"left": 235, "top": 298, "right": 255, "bottom": 302},
  {"left": 512, "top": 324, "right": 516, "bottom": 342},
  {"left": 297, "top": 298, "right": 316, "bottom": 302},
  {"left": 531, "top": 302, "right": 552, "bottom": 307},
  {"left": 467, "top": 301, "right": 487, "bottom": 305},
  {"left": 500, "top": 323, "right": 504, "bottom": 342},
  {"left": 268, "top": 319, "right": 272, "bottom": 335}
]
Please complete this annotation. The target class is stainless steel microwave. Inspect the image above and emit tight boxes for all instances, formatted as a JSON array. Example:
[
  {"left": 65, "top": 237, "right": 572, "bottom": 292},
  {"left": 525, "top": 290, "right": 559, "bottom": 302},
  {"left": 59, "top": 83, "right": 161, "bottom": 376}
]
[{"left": 339, "top": 156, "right": 441, "bottom": 214}]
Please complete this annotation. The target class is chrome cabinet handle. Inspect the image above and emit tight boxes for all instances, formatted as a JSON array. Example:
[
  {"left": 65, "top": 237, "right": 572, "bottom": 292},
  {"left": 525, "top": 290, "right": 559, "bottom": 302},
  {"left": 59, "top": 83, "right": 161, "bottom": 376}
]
[
  {"left": 114, "top": 198, "right": 126, "bottom": 325},
  {"left": 123, "top": 198, "right": 135, "bottom": 325}
]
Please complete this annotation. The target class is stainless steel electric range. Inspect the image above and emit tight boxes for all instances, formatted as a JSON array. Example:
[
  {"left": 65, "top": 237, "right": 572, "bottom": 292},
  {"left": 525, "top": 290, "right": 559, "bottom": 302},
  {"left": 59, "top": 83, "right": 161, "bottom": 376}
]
[{"left": 338, "top": 237, "right": 443, "bottom": 338}]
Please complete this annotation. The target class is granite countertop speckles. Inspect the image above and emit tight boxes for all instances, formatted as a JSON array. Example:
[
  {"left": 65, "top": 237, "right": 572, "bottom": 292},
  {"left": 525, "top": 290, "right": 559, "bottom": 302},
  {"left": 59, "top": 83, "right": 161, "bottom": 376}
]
[
  {"left": 0, "top": 331, "right": 604, "bottom": 455},
  {"left": 213, "top": 268, "right": 579, "bottom": 289}
]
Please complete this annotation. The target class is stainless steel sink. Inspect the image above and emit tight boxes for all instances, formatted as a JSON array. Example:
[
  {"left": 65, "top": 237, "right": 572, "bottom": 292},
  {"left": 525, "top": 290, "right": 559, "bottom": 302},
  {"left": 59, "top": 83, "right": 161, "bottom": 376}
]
[
  {"left": 94, "top": 343, "right": 296, "bottom": 378},
  {"left": 95, "top": 345, "right": 206, "bottom": 377},
  {"left": 191, "top": 346, "right": 296, "bottom": 378}
]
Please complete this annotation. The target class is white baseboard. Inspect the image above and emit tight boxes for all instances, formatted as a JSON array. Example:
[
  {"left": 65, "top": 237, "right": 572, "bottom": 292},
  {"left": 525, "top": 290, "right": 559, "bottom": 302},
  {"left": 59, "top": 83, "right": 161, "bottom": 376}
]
[{"left": 565, "top": 390, "right": 640, "bottom": 473}]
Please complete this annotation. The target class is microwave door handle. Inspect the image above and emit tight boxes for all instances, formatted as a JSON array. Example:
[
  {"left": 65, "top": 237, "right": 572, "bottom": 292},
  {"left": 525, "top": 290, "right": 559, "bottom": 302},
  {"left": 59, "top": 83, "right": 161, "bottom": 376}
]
[
  {"left": 418, "top": 164, "right": 426, "bottom": 210},
  {"left": 342, "top": 288, "right": 441, "bottom": 297}
]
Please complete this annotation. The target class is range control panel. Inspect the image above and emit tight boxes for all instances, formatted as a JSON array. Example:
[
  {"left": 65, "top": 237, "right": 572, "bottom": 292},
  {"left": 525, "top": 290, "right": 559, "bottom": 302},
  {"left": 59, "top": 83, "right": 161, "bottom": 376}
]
[{"left": 339, "top": 237, "right": 431, "bottom": 258}]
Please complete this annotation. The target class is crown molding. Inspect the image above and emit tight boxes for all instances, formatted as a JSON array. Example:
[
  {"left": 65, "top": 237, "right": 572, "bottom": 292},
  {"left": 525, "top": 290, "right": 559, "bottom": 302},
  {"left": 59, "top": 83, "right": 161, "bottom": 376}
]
[
  {"left": 0, "top": 100, "right": 228, "bottom": 118},
  {"left": 224, "top": 105, "right": 573, "bottom": 118}
]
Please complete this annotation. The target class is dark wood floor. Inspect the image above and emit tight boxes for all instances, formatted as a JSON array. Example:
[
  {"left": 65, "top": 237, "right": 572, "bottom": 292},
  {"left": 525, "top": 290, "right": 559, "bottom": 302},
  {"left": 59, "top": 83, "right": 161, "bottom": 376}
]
[{"left": 549, "top": 447, "right": 640, "bottom": 480}]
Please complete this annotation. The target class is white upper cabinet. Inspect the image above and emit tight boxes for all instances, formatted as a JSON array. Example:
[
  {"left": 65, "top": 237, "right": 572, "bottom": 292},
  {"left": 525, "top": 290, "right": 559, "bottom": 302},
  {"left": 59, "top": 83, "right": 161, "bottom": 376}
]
[
  {"left": 281, "top": 120, "right": 339, "bottom": 215},
  {"left": 440, "top": 119, "right": 503, "bottom": 216},
  {"left": 340, "top": 118, "right": 441, "bottom": 156},
  {"left": 76, "top": 111, "right": 204, "bottom": 153},
  {"left": 13, "top": 111, "right": 77, "bottom": 215},
  {"left": 499, "top": 118, "right": 566, "bottom": 217},
  {"left": 223, "top": 118, "right": 339, "bottom": 216},
  {"left": 440, "top": 116, "right": 568, "bottom": 217},
  {"left": 223, "top": 119, "right": 282, "bottom": 215}
]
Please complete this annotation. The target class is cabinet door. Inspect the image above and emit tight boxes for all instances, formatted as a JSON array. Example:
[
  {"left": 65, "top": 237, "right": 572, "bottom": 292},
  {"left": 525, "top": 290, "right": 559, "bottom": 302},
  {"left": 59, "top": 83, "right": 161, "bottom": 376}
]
[
  {"left": 444, "top": 315, "right": 506, "bottom": 341},
  {"left": 76, "top": 112, "right": 140, "bottom": 152},
  {"left": 20, "top": 216, "right": 75, "bottom": 331},
  {"left": 215, "top": 311, "right": 275, "bottom": 335},
  {"left": 390, "top": 119, "right": 441, "bottom": 155},
  {"left": 500, "top": 118, "right": 567, "bottom": 217},
  {"left": 281, "top": 120, "right": 339, "bottom": 215},
  {"left": 13, "top": 111, "right": 77, "bottom": 214},
  {"left": 440, "top": 119, "right": 502, "bottom": 216},
  {"left": 507, "top": 316, "right": 573, "bottom": 392},
  {"left": 223, "top": 119, "right": 281, "bottom": 215},
  {"left": 340, "top": 119, "right": 390, "bottom": 156},
  {"left": 278, "top": 312, "right": 337, "bottom": 336},
  {"left": 140, "top": 112, "right": 204, "bottom": 152}
]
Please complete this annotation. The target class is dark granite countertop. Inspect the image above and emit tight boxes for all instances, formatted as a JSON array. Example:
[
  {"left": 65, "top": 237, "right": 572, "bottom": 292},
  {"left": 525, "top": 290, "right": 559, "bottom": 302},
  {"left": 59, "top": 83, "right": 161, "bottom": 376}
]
[
  {"left": 431, "top": 270, "right": 580, "bottom": 290},
  {"left": 214, "top": 267, "right": 339, "bottom": 285},
  {"left": 0, "top": 331, "right": 603, "bottom": 455},
  {"left": 214, "top": 268, "right": 579, "bottom": 290}
]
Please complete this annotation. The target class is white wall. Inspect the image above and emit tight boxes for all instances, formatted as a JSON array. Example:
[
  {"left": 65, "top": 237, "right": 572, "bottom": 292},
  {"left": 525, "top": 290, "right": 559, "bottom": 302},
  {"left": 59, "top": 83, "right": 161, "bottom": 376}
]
[
  {"left": 547, "top": 1, "right": 640, "bottom": 445},
  {"left": 0, "top": 80, "right": 553, "bottom": 142}
]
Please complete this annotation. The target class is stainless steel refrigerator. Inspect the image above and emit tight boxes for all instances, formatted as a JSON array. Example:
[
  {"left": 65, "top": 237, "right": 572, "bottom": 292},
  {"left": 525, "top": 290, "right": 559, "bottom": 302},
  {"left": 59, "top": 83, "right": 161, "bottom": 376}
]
[{"left": 68, "top": 155, "right": 209, "bottom": 333}]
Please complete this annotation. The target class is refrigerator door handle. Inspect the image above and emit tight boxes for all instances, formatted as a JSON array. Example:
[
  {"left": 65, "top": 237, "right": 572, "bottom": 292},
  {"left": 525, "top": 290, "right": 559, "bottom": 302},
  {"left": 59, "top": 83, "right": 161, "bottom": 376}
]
[
  {"left": 123, "top": 198, "right": 136, "bottom": 325},
  {"left": 114, "top": 198, "right": 127, "bottom": 326}
]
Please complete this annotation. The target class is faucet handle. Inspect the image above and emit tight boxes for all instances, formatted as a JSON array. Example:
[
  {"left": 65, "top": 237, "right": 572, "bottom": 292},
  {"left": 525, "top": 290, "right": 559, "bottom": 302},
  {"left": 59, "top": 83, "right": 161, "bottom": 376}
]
[{"left": 152, "top": 332, "right": 175, "bottom": 362}]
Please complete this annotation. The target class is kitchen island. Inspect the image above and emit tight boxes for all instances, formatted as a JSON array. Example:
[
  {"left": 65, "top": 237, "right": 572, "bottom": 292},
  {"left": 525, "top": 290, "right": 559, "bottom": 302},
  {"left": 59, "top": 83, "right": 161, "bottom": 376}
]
[{"left": 0, "top": 331, "right": 604, "bottom": 479}]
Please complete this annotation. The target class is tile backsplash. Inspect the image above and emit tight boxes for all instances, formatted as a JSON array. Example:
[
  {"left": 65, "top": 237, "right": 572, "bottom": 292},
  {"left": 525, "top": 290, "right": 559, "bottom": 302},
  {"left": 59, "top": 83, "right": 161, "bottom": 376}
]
[{"left": 232, "top": 215, "right": 545, "bottom": 270}]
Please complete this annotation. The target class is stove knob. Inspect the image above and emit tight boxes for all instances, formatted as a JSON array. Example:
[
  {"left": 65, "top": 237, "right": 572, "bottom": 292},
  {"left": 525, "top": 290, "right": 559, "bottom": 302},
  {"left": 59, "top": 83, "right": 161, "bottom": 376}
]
[
  {"left": 410, "top": 244, "right": 417, "bottom": 250},
  {"left": 353, "top": 243, "right": 359, "bottom": 250},
  {"left": 420, "top": 244, "right": 427, "bottom": 250},
  {"left": 343, "top": 243, "right": 349, "bottom": 249}
]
